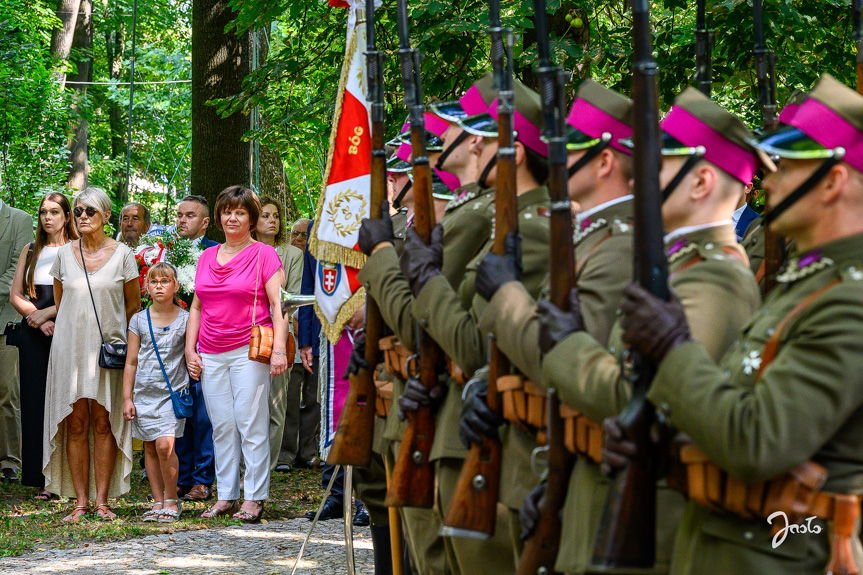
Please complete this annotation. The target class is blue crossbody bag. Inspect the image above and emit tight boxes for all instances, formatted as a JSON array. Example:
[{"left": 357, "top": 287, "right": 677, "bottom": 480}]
[{"left": 147, "top": 308, "right": 193, "bottom": 419}]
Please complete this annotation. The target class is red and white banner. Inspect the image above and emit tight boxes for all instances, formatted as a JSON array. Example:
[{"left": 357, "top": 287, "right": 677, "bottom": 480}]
[{"left": 310, "top": 0, "right": 378, "bottom": 343}]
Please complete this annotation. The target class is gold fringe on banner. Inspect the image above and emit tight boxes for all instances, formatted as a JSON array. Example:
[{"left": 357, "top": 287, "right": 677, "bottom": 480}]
[
  {"left": 306, "top": 7, "right": 371, "bottom": 341},
  {"left": 308, "top": 20, "right": 365, "bottom": 266},
  {"left": 316, "top": 288, "right": 366, "bottom": 345}
]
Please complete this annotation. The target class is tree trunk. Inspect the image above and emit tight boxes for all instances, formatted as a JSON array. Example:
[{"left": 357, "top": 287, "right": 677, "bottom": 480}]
[
  {"left": 66, "top": 0, "right": 92, "bottom": 191},
  {"left": 192, "top": 0, "right": 252, "bottom": 242},
  {"left": 50, "top": 0, "right": 83, "bottom": 87},
  {"left": 106, "top": 28, "right": 126, "bottom": 200},
  {"left": 255, "top": 28, "right": 299, "bottom": 223}
]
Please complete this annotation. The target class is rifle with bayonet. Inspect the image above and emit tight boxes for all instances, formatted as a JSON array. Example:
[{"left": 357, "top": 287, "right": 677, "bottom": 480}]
[
  {"left": 386, "top": 0, "right": 441, "bottom": 509},
  {"left": 695, "top": 0, "right": 714, "bottom": 97},
  {"left": 327, "top": 0, "right": 384, "bottom": 469},
  {"left": 440, "top": 0, "right": 514, "bottom": 538},
  {"left": 516, "top": 1, "right": 575, "bottom": 573},
  {"left": 753, "top": 0, "right": 784, "bottom": 294},
  {"left": 854, "top": 0, "right": 863, "bottom": 93},
  {"left": 590, "top": 0, "right": 669, "bottom": 568}
]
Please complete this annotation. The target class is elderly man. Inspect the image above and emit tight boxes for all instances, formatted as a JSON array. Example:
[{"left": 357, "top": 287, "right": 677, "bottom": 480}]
[
  {"left": 277, "top": 217, "right": 320, "bottom": 473},
  {"left": 289, "top": 218, "right": 311, "bottom": 251},
  {"left": 119, "top": 203, "right": 150, "bottom": 247},
  {"left": 0, "top": 198, "right": 34, "bottom": 482}
]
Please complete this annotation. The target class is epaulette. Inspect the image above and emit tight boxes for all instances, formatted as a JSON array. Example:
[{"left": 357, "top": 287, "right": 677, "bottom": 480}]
[
  {"left": 775, "top": 250, "right": 835, "bottom": 285},
  {"left": 841, "top": 265, "right": 863, "bottom": 282},
  {"left": 573, "top": 217, "right": 608, "bottom": 246},
  {"left": 609, "top": 217, "right": 633, "bottom": 236}
]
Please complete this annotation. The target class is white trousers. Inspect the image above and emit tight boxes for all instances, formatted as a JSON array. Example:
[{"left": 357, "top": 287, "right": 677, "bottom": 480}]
[{"left": 201, "top": 345, "right": 271, "bottom": 501}]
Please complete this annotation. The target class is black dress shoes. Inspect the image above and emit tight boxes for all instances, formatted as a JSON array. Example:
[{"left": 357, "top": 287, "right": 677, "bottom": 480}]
[
  {"left": 305, "top": 499, "right": 343, "bottom": 521},
  {"left": 352, "top": 501, "right": 370, "bottom": 526}
]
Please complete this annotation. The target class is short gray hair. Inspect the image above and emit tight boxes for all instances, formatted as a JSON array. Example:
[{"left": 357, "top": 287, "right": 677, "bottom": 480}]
[{"left": 74, "top": 187, "right": 112, "bottom": 217}]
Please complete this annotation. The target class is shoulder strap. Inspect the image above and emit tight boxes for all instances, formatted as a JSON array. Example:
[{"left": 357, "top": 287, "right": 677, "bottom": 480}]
[
  {"left": 80, "top": 240, "right": 106, "bottom": 345},
  {"left": 147, "top": 308, "right": 176, "bottom": 394},
  {"left": 755, "top": 278, "right": 842, "bottom": 381},
  {"left": 251, "top": 244, "right": 263, "bottom": 326}
]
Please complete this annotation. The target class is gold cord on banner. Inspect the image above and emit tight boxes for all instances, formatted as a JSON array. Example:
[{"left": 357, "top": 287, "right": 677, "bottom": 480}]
[{"left": 316, "top": 288, "right": 367, "bottom": 345}]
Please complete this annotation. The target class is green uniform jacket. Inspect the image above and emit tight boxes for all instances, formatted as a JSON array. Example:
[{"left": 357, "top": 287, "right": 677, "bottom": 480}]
[
  {"left": 357, "top": 184, "right": 495, "bottom": 446},
  {"left": 741, "top": 214, "right": 765, "bottom": 277},
  {"left": 648, "top": 232, "right": 863, "bottom": 575},
  {"left": 0, "top": 202, "right": 34, "bottom": 325},
  {"left": 542, "top": 223, "right": 761, "bottom": 574},
  {"left": 479, "top": 197, "right": 634, "bottom": 384},
  {"left": 415, "top": 186, "right": 550, "bottom": 497}
]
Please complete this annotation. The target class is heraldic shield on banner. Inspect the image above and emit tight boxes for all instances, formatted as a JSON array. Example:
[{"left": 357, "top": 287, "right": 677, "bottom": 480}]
[{"left": 309, "top": 0, "right": 379, "bottom": 344}]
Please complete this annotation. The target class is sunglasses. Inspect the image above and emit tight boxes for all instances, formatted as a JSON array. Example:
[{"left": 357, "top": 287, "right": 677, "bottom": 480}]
[{"left": 73, "top": 206, "right": 99, "bottom": 218}]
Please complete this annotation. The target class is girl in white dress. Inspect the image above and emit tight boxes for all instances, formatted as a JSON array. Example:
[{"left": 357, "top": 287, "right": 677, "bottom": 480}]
[{"left": 123, "top": 263, "right": 189, "bottom": 522}]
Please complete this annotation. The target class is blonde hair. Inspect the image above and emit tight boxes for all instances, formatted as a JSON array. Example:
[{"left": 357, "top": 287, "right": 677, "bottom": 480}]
[
  {"left": 74, "top": 187, "right": 112, "bottom": 216},
  {"left": 145, "top": 262, "right": 182, "bottom": 306}
]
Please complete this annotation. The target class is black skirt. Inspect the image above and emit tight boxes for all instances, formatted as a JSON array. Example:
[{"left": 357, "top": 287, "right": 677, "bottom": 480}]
[{"left": 18, "top": 284, "right": 54, "bottom": 488}]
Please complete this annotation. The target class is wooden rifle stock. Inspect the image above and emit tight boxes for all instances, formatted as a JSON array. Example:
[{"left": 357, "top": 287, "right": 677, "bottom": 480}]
[
  {"left": 694, "top": 0, "right": 714, "bottom": 97},
  {"left": 517, "top": 2, "right": 574, "bottom": 572},
  {"left": 752, "top": 0, "right": 784, "bottom": 294},
  {"left": 591, "top": 0, "right": 668, "bottom": 568},
  {"left": 441, "top": 7, "right": 514, "bottom": 538},
  {"left": 386, "top": 0, "right": 441, "bottom": 509},
  {"left": 327, "top": 0, "right": 384, "bottom": 468}
]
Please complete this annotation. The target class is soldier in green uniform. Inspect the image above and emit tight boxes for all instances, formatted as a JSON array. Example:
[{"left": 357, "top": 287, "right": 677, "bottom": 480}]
[
  {"left": 534, "top": 88, "right": 770, "bottom": 574},
  {"left": 354, "top": 77, "right": 501, "bottom": 575},
  {"left": 609, "top": 72, "right": 863, "bottom": 575},
  {"left": 400, "top": 80, "right": 551, "bottom": 569}
]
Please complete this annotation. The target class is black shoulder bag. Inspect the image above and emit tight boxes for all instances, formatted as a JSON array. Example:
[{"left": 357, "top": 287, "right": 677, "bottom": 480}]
[
  {"left": 3, "top": 242, "right": 35, "bottom": 347},
  {"left": 80, "top": 240, "right": 127, "bottom": 369}
]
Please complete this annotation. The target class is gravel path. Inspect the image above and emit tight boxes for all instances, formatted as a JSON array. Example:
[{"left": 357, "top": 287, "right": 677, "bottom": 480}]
[{"left": 0, "top": 518, "right": 376, "bottom": 574}]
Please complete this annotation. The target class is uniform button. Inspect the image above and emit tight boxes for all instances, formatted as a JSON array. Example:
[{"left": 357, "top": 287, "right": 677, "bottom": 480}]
[
  {"left": 765, "top": 328, "right": 775, "bottom": 337},
  {"left": 705, "top": 242, "right": 714, "bottom": 250},
  {"left": 744, "top": 531, "right": 754, "bottom": 541},
  {"left": 659, "top": 402, "right": 671, "bottom": 416},
  {"left": 420, "top": 318, "right": 428, "bottom": 327},
  {"left": 363, "top": 282, "right": 370, "bottom": 289}
]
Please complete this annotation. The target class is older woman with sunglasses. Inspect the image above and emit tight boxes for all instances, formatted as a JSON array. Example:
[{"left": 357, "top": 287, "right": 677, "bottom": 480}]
[{"left": 44, "top": 187, "right": 140, "bottom": 522}]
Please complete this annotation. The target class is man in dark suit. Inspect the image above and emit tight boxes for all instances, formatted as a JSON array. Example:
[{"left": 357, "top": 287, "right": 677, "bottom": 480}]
[
  {"left": 733, "top": 183, "right": 760, "bottom": 241},
  {"left": 174, "top": 195, "right": 217, "bottom": 501}
]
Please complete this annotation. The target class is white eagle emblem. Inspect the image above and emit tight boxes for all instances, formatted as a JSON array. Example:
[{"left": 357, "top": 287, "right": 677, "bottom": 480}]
[{"left": 742, "top": 350, "right": 762, "bottom": 375}]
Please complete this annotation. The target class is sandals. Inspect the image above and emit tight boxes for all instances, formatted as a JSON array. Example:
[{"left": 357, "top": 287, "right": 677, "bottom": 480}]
[
  {"left": 142, "top": 501, "right": 164, "bottom": 522},
  {"left": 200, "top": 500, "right": 240, "bottom": 519},
  {"left": 233, "top": 501, "right": 264, "bottom": 524},
  {"left": 157, "top": 499, "right": 183, "bottom": 523},
  {"left": 34, "top": 490, "right": 58, "bottom": 501},
  {"left": 62, "top": 505, "right": 90, "bottom": 523},
  {"left": 94, "top": 502, "right": 118, "bottom": 520}
]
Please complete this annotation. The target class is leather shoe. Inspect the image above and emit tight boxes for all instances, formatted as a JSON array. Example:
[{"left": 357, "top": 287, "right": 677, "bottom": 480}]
[
  {"left": 183, "top": 484, "right": 212, "bottom": 502},
  {"left": 306, "top": 499, "right": 343, "bottom": 521},
  {"left": 352, "top": 502, "right": 370, "bottom": 526},
  {"left": 274, "top": 463, "right": 292, "bottom": 473},
  {"left": 1, "top": 468, "right": 19, "bottom": 483},
  {"left": 177, "top": 484, "right": 192, "bottom": 499}
]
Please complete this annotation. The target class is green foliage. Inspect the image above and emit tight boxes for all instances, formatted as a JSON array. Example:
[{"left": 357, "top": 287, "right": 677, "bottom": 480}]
[{"left": 0, "top": 0, "right": 69, "bottom": 214}]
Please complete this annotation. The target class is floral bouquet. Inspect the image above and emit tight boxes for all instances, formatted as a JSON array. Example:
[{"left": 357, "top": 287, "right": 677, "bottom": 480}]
[{"left": 135, "top": 231, "right": 205, "bottom": 309}]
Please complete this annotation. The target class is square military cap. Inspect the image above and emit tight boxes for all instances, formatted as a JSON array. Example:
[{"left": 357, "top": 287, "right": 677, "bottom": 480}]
[
  {"left": 458, "top": 78, "right": 548, "bottom": 157},
  {"left": 660, "top": 87, "right": 775, "bottom": 184},
  {"left": 430, "top": 73, "right": 499, "bottom": 123},
  {"left": 432, "top": 168, "right": 457, "bottom": 200},
  {"left": 755, "top": 74, "right": 860, "bottom": 171},
  {"left": 564, "top": 80, "right": 634, "bottom": 154}
]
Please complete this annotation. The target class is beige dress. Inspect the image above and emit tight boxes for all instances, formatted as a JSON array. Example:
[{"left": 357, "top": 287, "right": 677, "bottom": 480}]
[{"left": 43, "top": 241, "right": 138, "bottom": 498}]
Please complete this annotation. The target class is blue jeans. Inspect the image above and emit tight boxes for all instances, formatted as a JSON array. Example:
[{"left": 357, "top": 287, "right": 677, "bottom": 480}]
[{"left": 176, "top": 378, "right": 215, "bottom": 487}]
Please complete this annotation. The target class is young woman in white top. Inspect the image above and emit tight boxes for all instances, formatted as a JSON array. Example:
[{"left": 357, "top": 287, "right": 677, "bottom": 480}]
[{"left": 9, "top": 193, "right": 78, "bottom": 500}]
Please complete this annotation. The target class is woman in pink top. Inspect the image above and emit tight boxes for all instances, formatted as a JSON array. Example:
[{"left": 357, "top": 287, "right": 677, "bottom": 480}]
[{"left": 184, "top": 186, "right": 287, "bottom": 523}]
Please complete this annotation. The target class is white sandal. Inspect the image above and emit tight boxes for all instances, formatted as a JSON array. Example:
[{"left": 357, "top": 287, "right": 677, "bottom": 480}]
[
  {"left": 142, "top": 501, "right": 163, "bottom": 522},
  {"left": 157, "top": 499, "right": 183, "bottom": 523}
]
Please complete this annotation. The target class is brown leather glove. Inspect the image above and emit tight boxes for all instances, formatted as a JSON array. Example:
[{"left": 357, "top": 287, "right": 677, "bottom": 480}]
[
  {"left": 537, "top": 288, "right": 585, "bottom": 355},
  {"left": 358, "top": 200, "right": 395, "bottom": 256},
  {"left": 620, "top": 283, "right": 691, "bottom": 366},
  {"left": 397, "top": 376, "right": 447, "bottom": 421},
  {"left": 599, "top": 417, "right": 638, "bottom": 478}
]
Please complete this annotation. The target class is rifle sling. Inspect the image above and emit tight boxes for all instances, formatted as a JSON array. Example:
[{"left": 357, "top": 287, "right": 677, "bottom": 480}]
[
  {"left": 392, "top": 179, "right": 413, "bottom": 210},
  {"left": 478, "top": 155, "right": 497, "bottom": 190}
]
